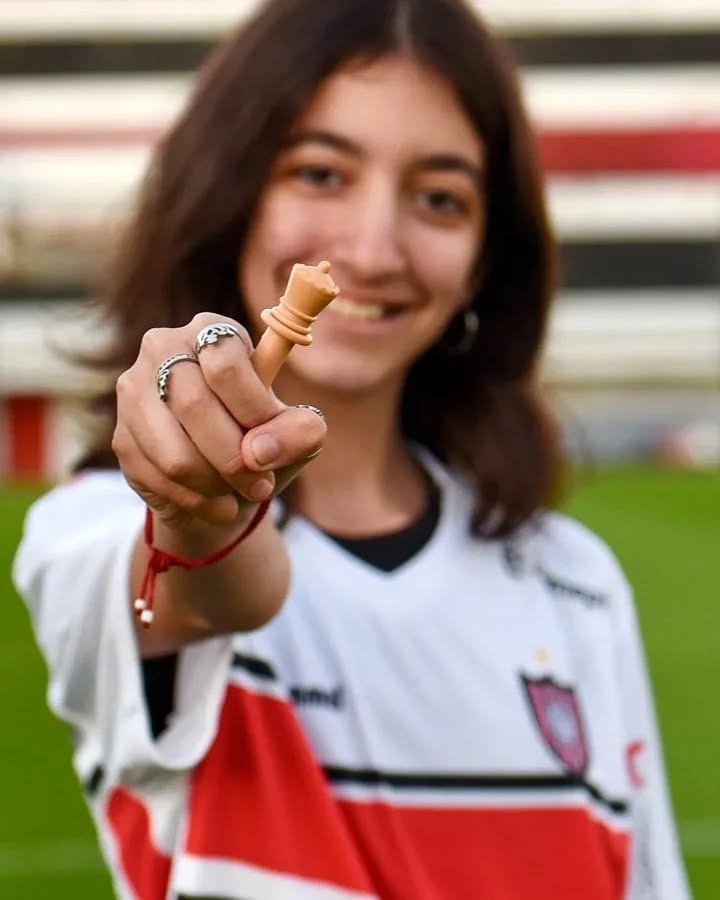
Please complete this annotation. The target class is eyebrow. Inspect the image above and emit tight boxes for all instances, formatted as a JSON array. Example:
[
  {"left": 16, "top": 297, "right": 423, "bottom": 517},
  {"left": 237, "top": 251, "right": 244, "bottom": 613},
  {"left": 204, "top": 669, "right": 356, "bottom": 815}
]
[
  {"left": 285, "top": 130, "right": 484, "bottom": 185},
  {"left": 285, "top": 130, "right": 362, "bottom": 156},
  {"left": 416, "top": 154, "right": 484, "bottom": 186}
]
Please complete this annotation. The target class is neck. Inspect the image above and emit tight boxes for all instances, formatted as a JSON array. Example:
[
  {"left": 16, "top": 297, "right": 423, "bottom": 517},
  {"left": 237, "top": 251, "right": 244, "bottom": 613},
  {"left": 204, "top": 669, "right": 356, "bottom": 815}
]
[{"left": 274, "top": 375, "right": 428, "bottom": 535}]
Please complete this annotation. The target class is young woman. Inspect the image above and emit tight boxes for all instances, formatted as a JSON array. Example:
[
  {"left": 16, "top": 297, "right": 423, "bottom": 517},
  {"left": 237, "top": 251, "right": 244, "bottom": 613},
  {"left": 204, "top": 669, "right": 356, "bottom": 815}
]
[{"left": 14, "top": 0, "right": 689, "bottom": 897}]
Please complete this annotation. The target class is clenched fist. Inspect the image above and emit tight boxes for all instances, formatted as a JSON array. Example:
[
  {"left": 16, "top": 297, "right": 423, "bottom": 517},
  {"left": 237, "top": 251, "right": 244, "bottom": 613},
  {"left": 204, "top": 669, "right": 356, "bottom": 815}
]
[{"left": 112, "top": 312, "right": 326, "bottom": 531}]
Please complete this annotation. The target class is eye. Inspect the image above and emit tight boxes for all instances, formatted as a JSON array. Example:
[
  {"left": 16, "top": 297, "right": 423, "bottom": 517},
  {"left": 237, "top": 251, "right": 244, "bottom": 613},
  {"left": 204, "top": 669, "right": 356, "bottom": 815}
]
[
  {"left": 416, "top": 189, "right": 469, "bottom": 216},
  {"left": 293, "top": 165, "right": 344, "bottom": 188}
]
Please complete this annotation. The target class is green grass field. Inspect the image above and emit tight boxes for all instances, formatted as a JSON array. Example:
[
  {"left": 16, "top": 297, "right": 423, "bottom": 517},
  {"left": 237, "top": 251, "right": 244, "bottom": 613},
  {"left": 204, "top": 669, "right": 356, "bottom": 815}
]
[{"left": 1, "top": 466, "right": 718, "bottom": 898}]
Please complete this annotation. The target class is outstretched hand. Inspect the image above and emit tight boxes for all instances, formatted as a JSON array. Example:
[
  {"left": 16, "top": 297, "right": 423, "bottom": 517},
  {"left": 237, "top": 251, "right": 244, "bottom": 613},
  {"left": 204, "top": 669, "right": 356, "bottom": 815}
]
[{"left": 112, "top": 312, "right": 326, "bottom": 530}]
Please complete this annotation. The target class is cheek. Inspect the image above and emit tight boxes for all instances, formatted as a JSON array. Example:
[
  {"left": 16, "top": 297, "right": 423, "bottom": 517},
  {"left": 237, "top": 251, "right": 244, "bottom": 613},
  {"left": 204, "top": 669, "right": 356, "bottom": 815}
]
[
  {"left": 240, "top": 194, "right": 320, "bottom": 331},
  {"left": 244, "top": 192, "right": 329, "bottom": 273},
  {"left": 411, "top": 229, "right": 479, "bottom": 307}
]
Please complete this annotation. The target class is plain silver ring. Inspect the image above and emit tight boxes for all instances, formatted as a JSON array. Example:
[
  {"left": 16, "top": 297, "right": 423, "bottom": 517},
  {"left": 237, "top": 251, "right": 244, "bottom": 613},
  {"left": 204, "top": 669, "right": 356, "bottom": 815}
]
[
  {"left": 302, "top": 447, "right": 324, "bottom": 461},
  {"left": 293, "top": 403, "right": 325, "bottom": 421},
  {"left": 156, "top": 352, "right": 200, "bottom": 402},
  {"left": 194, "top": 322, "right": 247, "bottom": 356}
]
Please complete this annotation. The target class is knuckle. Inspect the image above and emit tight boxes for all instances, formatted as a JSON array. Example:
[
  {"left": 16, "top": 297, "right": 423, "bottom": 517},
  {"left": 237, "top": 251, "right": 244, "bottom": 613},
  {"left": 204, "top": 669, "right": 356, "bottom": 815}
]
[
  {"left": 203, "top": 369, "right": 270, "bottom": 428},
  {"left": 190, "top": 311, "right": 244, "bottom": 332},
  {"left": 189, "top": 312, "right": 249, "bottom": 344},
  {"left": 171, "top": 386, "right": 208, "bottom": 418},
  {"left": 190, "top": 312, "right": 217, "bottom": 328},
  {"left": 190, "top": 314, "right": 253, "bottom": 355},
  {"left": 115, "top": 371, "right": 135, "bottom": 402},
  {"left": 219, "top": 450, "right": 247, "bottom": 481},
  {"left": 161, "top": 453, "right": 197, "bottom": 485},
  {"left": 111, "top": 427, "right": 129, "bottom": 460},
  {"left": 241, "top": 404, "right": 275, "bottom": 430},
  {"left": 296, "top": 409, "right": 327, "bottom": 443},
  {"left": 140, "top": 327, "right": 171, "bottom": 355},
  {"left": 231, "top": 323, "right": 252, "bottom": 350},
  {"left": 174, "top": 490, "right": 206, "bottom": 512},
  {"left": 202, "top": 353, "right": 240, "bottom": 386}
]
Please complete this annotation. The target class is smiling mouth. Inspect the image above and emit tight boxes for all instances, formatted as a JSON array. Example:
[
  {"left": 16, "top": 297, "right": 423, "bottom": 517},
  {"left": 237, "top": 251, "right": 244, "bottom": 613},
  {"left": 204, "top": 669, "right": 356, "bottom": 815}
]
[{"left": 330, "top": 295, "right": 404, "bottom": 321}]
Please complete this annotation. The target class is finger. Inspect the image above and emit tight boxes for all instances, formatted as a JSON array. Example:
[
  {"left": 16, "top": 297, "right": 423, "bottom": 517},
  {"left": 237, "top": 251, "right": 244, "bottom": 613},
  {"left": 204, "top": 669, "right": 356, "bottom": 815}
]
[
  {"left": 132, "top": 314, "right": 282, "bottom": 502},
  {"left": 113, "top": 424, "right": 240, "bottom": 525},
  {"left": 126, "top": 347, "right": 278, "bottom": 503},
  {"left": 188, "top": 313, "right": 283, "bottom": 428},
  {"left": 240, "top": 404, "right": 327, "bottom": 474},
  {"left": 157, "top": 356, "right": 278, "bottom": 502},
  {"left": 117, "top": 370, "right": 231, "bottom": 499}
]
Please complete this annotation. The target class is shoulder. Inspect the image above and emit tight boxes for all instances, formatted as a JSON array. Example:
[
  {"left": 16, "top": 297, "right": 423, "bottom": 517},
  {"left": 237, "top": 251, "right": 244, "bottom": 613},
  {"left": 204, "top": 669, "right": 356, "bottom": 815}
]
[
  {"left": 21, "top": 469, "right": 142, "bottom": 549},
  {"left": 428, "top": 449, "right": 627, "bottom": 589},
  {"left": 29, "top": 468, "right": 138, "bottom": 513},
  {"left": 534, "top": 511, "right": 622, "bottom": 578},
  {"left": 509, "top": 510, "right": 632, "bottom": 611}
]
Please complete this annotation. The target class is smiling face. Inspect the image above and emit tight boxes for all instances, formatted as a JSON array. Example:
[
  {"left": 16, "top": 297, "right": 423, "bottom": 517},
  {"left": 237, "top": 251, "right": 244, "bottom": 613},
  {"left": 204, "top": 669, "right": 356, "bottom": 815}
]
[{"left": 238, "top": 54, "right": 485, "bottom": 397}]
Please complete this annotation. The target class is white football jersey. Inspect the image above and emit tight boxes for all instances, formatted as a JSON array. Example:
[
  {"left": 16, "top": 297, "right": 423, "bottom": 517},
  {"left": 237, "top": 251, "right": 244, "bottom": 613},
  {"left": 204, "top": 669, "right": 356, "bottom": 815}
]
[{"left": 13, "top": 458, "right": 689, "bottom": 899}]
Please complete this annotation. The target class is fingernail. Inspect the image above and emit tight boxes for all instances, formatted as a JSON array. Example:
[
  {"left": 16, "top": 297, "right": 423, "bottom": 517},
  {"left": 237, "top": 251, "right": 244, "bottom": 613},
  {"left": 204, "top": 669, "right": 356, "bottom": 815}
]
[
  {"left": 247, "top": 476, "right": 274, "bottom": 501},
  {"left": 251, "top": 434, "right": 280, "bottom": 468}
]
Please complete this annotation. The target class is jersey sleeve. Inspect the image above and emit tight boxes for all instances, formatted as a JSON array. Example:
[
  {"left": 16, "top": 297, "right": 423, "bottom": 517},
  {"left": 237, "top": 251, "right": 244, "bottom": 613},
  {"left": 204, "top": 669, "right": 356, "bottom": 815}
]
[
  {"left": 12, "top": 472, "right": 234, "bottom": 784},
  {"left": 610, "top": 566, "right": 691, "bottom": 900}
]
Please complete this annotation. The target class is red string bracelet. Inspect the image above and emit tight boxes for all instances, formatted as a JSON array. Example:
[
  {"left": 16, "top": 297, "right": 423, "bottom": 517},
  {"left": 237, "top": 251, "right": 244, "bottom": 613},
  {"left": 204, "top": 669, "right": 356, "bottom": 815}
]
[{"left": 134, "top": 499, "right": 272, "bottom": 628}]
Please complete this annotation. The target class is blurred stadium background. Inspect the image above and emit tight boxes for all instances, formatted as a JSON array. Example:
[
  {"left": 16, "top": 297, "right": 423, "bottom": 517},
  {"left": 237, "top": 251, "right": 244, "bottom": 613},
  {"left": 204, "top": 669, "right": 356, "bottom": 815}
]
[
  {"left": 0, "top": 1, "right": 718, "bottom": 897},
  {"left": 0, "top": 0, "right": 719, "bottom": 478}
]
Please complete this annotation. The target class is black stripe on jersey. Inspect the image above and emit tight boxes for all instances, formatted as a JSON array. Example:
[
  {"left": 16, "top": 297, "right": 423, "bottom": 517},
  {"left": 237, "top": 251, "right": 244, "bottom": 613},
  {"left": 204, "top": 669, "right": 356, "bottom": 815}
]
[
  {"left": 323, "top": 766, "right": 628, "bottom": 816},
  {"left": 177, "top": 895, "right": 247, "bottom": 900},
  {"left": 143, "top": 653, "right": 178, "bottom": 739},
  {"left": 230, "top": 652, "right": 277, "bottom": 681},
  {"left": 3, "top": 31, "right": 720, "bottom": 76},
  {"left": 82, "top": 763, "right": 104, "bottom": 797}
]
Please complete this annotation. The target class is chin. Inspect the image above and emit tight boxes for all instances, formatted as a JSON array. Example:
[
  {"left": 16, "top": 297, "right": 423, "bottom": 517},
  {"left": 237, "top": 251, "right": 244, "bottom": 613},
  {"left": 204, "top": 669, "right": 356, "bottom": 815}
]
[{"left": 283, "top": 348, "right": 403, "bottom": 397}]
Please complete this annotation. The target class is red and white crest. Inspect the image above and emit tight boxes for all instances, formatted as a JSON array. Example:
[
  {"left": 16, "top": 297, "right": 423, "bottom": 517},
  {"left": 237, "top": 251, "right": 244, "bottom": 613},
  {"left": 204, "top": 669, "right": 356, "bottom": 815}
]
[{"left": 522, "top": 675, "right": 589, "bottom": 776}]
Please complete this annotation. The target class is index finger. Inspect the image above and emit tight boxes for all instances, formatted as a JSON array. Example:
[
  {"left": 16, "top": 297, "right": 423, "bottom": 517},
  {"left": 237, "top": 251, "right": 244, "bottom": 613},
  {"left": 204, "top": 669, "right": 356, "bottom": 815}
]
[{"left": 187, "top": 313, "right": 283, "bottom": 428}]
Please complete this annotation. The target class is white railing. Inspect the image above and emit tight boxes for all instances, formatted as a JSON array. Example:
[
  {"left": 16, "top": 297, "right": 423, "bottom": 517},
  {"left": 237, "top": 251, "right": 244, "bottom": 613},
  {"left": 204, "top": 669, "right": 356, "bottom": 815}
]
[
  {"left": 1, "top": 296, "right": 718, "bottom": 397},
  {"left": 0, "top": 0, "right": 719, "bottom": 39}
]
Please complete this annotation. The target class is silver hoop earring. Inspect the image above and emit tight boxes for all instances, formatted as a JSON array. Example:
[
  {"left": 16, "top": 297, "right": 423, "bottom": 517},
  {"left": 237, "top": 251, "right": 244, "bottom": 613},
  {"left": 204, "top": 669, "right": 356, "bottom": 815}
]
[{"left": 443, "top": 308, "right": 479, "bottom": 356}]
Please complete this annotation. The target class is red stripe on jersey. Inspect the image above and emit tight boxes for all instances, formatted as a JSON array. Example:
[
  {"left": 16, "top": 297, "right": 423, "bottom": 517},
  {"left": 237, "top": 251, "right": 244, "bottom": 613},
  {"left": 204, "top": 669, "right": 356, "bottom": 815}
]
[
  {"left": 105, "top": 786, "right": 172, "bottom": 900},
  {"left": 337, "top": 800, "right": 630, "bottom": 900},
  {"left": 538, "top": 126, "right": 720, "bottom": 173},
  {"left": 185, "top": 684, "right": 374, "bottom": 894},
  {"left": 184, "top": 684, "right": 630, "bottom": 898}
]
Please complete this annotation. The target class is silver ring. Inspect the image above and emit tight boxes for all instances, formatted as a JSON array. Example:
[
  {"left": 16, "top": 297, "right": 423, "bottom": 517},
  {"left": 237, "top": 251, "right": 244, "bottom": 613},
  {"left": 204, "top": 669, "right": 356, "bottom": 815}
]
[
  {"left": 293, "top": 403, "right": 325, "bottom": 421},
  {"left": 156, "top": 352, "right": 199, "bottom": 402},
  {"left": 194, "top": 322, "right": 247, "bottom": 355},
  {"left": 303, "top": 447, "right": 323, "bottom": 461}
]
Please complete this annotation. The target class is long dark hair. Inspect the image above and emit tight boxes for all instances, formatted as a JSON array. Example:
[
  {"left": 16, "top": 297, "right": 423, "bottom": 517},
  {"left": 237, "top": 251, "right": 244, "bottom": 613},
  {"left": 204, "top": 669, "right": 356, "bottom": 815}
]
[{"left": 83, "top": 0, "right": 564, "bottom": 536}]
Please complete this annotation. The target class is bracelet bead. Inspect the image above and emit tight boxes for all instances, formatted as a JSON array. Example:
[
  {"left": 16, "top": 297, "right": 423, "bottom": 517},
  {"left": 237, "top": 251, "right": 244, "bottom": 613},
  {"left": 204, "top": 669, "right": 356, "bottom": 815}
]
[{"left": 135, "top": 499, "right": 271, "bottom": 628}]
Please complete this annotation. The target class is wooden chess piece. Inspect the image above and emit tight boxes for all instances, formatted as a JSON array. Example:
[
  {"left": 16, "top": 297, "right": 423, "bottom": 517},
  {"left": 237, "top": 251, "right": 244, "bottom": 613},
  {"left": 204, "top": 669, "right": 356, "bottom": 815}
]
[{"left": 251, "top": 261, "right": 339, "bottom": 386}]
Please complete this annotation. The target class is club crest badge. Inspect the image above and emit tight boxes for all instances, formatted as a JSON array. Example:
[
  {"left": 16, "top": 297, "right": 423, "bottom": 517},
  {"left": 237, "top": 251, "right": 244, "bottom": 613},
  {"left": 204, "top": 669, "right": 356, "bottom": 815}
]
[{"left": 521, "top": 675, "right": 589, "bottom": 776}]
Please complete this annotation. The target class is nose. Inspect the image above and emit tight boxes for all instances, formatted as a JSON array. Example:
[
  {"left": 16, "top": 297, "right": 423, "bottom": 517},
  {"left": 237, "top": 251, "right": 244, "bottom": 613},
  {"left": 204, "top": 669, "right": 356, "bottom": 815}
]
[{"left": 331, "top": 175, "right": 408, "bottom": 282}]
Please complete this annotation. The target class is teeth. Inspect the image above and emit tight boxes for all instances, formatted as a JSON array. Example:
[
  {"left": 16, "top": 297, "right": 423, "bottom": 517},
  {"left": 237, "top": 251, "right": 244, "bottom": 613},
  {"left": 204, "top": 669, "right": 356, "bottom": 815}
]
[{"left": 331, "top": 296, "right": 385, "bottom": 321}]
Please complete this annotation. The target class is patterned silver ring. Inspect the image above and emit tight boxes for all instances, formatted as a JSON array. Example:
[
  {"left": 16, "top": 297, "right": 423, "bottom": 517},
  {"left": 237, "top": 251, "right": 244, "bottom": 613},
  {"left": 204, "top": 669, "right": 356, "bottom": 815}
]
[
  {"left": 293, "top": 403, "right": 325, "bottom": 421},
  {"left": 156, "top": 352, "right": 199, "bottom": 402},
  {"left": 194, "top": 322, "right": 247, "bottom": 355}
]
